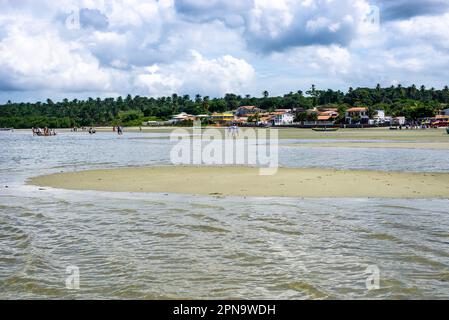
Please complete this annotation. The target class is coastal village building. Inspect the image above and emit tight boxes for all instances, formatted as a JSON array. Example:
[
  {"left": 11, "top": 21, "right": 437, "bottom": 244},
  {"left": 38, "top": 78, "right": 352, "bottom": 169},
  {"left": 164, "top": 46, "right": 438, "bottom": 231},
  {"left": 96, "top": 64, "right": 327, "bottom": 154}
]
[
  {"left": 169, "top": 112, "right": 196, "bottom": 124},
  {"left": 345, "top": 107, "right": 369, "bottom": 124},
  {"left": 210, "top": 112, "right": 235, "bottom": 124},
  {"left": 272, "top": 111, "right": 294, "bottom": 126},
  {"left": 393, "top": 116, "right": 406, "bottom": 125},
  {"left": 317, "top": 109, "right": 339, "bottom": 122},
  {"left": 162, "top": 105, "right": 413, "bottom": 127},
  {"left": 370, "top": 110, "right": 387, "bottom": 125},
  {"left": 301, "top": 107, "right": 339, "bottom": 125},
  {"left": 235, "top": 106, "right": 263, "bottom": 117}
]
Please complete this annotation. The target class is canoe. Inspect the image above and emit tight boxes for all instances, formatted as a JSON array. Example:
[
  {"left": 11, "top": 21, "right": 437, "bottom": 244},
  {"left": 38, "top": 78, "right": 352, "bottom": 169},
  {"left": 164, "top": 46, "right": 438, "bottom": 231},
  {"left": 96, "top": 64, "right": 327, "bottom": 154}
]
[{"left": 312, "top": 127, "right": 339, "bottom": 132}]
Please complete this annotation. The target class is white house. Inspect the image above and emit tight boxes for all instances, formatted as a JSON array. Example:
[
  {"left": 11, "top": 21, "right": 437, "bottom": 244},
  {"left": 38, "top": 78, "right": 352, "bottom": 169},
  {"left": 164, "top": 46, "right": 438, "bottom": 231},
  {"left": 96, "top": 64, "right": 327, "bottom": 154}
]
[
  {"left": 370, "top": 110, "right": 386, "bottom": 125},
  {"left": 393, "top": 116, "right": 406, "bottom": 125},
  {"left": 345, "top": 107, "right": 369, "bottom": 124},
  {"left": 273, "top": 112, "right": 294, "bottom": 126},
  {"left": 169, "top": 112, "right": 195, "bottom": 124}
]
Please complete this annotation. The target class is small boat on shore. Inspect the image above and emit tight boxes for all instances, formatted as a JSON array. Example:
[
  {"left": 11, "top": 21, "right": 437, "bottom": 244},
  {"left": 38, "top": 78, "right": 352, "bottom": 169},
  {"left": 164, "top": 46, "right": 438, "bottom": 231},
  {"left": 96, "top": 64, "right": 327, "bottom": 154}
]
[
  {"left": 32, "top": 127, "right": 56, "bottom": 136},
  {"left": 312, "top": 127, "right": 339, "bottom": 132},
  {"left": 34, "top": 132, "right": 57, "bottom": 136},
  {"left": 0, "top": 128, "right": 13, "bottom": 131}
]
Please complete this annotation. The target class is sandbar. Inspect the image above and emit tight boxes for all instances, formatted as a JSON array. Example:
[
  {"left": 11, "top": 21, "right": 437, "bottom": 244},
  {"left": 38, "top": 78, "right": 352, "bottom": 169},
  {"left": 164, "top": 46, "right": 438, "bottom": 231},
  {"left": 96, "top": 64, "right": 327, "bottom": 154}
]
[{"left": 28, "top": 166, "right": 449, "bottom": 198}]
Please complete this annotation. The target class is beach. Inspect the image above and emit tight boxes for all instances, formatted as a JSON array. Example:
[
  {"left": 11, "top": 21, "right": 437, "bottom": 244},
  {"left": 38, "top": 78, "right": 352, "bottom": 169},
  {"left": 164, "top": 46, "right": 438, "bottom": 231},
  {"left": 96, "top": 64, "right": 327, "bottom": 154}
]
[
  {"left": 29, "top": 166, "right": 449, "bottom": 198},
  {"left": 36, "top": 126, "right": 449, "bottom": 141},
  {"left": 3, "top": 129, "right": 449, "bottom": 299},
  {"left": 287, "top": 141, "right": 449, "bottom": 150}
]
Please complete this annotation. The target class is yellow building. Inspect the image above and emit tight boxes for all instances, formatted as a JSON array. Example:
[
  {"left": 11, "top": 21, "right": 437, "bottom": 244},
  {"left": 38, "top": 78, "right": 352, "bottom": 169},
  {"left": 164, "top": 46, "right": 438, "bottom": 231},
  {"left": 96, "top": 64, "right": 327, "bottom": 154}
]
[{"left": 211, "top": 113, "right": 235, "bottom": 124}]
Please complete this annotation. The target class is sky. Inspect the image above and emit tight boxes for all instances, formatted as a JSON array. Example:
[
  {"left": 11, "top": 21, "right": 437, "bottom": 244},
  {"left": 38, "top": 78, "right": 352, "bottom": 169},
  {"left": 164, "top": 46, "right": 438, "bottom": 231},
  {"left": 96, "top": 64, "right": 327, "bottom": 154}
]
[{"left": 0, "top": 0, "right": 449, "bottom": 103}]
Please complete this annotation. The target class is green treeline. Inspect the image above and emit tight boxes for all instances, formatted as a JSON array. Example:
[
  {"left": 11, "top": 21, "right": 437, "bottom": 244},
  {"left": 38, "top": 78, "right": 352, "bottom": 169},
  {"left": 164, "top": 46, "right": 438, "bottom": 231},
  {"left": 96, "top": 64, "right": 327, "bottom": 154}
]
[{"left": 1, "top": 84, "right": 448, "bottom": 128}]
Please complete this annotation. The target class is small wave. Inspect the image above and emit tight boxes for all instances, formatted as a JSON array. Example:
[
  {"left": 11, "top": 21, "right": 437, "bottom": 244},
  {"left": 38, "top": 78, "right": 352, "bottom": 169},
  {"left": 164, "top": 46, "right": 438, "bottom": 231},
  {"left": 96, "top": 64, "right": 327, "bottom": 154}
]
[
  {"left": 364, "top": 232, "right": 400, "bottom": 242},
  {"left": 259, "top": 226, "right": 302, "bottom": 237},
  {"left": 399, "top": 254, "right": 447, "bottom": 268},
  {"left": 278, "top": 281, "right": 328, "bottom": 299},
  {"left": 186, "top": 224, "right": 230, "bottom": 233},
  {"left": 189, "top": 203, "right": 225, "bottom": 211},
  {"left": 376, "top": 204, "right": 422, "bottom": 212},
  {"left": 152, "top": 232, "right": 186, "bottom": 238}
]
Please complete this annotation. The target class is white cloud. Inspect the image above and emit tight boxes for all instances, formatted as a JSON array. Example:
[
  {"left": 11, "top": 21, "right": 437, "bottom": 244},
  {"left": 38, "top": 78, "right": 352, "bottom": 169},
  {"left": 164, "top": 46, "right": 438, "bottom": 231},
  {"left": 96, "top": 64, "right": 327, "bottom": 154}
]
[
  {"left": 0, "top": 0, "right": 449, "bottom": 102},
  {"left": 0, "top": 17, "right": 114, "bottom": 92},
  {"left": 136, "top": 50, "right": 255, "bottom": 96}
]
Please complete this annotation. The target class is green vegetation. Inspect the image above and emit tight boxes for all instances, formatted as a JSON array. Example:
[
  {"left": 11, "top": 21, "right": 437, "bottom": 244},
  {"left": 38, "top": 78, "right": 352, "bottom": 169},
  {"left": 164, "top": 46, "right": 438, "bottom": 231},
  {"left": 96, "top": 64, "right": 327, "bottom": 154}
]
[{"left": 1, "top": 85, "right": 448, "bottom": 128}]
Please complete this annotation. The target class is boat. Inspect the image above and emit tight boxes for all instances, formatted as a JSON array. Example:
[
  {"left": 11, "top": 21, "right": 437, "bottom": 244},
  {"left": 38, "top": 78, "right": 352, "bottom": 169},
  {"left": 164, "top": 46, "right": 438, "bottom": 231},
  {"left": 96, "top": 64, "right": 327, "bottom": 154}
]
[
  {"left": 0, "top": 128, "right": 12, "bottom": 131},
  {"left": 34, "top": 132, "right": 56, "bottom": 136},
  {"left": 312, "top": 127, "right": 339, "bottom": 132}
]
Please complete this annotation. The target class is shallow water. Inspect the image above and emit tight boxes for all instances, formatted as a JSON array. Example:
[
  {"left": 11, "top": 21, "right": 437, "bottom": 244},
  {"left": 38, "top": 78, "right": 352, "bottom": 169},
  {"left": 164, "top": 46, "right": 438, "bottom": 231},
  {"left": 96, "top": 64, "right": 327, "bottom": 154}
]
[{"left": 1, "top": 131, "right": 449, "bottom": 299}]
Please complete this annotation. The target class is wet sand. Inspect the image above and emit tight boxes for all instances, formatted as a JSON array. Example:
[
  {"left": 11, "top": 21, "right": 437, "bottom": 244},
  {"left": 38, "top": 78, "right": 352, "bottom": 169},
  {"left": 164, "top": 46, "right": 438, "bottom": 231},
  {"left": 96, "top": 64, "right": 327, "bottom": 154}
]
[{"left": 29, "top": 166, "right": 449, "bottom": 198}]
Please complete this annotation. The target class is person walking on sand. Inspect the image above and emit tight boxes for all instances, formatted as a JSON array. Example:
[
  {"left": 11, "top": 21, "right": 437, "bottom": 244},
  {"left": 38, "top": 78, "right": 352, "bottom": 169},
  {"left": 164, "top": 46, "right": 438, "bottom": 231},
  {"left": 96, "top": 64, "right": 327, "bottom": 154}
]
[
  {"left": 117, "top": 126, "right": 123, "bottom": 135},
  {"left": 232, "top": 124, "right": 239, "bottom": 138}
]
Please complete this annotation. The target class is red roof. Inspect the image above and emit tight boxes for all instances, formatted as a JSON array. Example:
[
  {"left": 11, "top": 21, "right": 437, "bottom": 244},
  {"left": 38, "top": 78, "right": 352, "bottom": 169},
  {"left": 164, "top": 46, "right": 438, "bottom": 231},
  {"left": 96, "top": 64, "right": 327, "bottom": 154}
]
[
  {"left": 346, "top": 107, "right": 367, "bottom": 112},
  {"left": 317, "top": 115, "right": 332, "bottom": 121},
  {"left": 238, "top": 106, "right": 258, "bottom": 110}
]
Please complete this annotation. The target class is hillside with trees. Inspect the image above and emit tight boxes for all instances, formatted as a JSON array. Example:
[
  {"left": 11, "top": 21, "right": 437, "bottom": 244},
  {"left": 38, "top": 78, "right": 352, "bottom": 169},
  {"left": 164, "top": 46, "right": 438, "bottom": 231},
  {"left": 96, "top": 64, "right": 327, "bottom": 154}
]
[{"left": 1, "top": 84, "right": 448, "bottom": 128}]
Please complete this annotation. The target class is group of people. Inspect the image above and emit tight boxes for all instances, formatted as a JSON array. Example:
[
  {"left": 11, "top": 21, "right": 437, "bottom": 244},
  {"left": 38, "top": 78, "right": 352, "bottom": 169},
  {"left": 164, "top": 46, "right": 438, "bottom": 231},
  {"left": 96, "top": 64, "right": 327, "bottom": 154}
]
[
  {"left": 32, "top": 127, "right": 56, "bottom": 136},
  {"left": 227, "top": 124, "right": 240, "bottom": 138},
  {"left": 113, "top": 126, "right": 124, "bottom": 135}
]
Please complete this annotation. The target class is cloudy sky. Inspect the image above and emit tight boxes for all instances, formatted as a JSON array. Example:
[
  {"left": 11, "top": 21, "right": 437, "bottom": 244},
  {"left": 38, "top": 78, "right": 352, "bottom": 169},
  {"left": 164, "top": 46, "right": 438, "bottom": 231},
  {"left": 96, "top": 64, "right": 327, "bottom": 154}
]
[{"left": 0, "top": 0, "right": 448, "bottom": 103}]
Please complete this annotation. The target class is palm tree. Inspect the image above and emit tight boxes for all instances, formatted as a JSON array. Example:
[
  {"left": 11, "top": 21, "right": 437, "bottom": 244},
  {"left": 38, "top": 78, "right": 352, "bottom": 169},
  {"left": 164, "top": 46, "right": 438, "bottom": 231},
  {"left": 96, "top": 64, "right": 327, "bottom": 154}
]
[
  {"left": 202, "top": 96, "right": 210, "bottom": 111},
  {"left": 262, "top": 90, "right": 269, "bottom": 98}
]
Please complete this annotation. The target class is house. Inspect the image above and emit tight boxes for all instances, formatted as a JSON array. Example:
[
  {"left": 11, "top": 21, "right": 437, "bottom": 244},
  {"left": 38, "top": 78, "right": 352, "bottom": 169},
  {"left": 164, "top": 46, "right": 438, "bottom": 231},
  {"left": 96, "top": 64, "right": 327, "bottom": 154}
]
[
  {"left": 195, "top": 114, "right": 210, "bottom": 121},
  {"left": 210, "top": 113, "right": 235, "bottom": 124},
  {"left": 169, "top": 112, "right": 196, "bottom": 124},
  {"left": 272, "top": 111, "right": 294, "bottom": 126},
  {"left": 142, "top": 121, "right": 162, "bottom": 126},
  {"left": 345, "top": 107, "right": 369, "bottom": 124},
  {"left": 393, "top": 116, "right": 406, "bottom": 125},
  {"left": 440, "top": 108, "right": 449, "bottom": 116},
  {"left": 274, "top": 109, "right": 293, "bottom": 113},
  {"left": 370, "top": 110, "right": 387, "bottom": 125},
  {"left": 235, "top": 106, "right": 263, "bottom": 117},
  {"left": 317, "top": 110, "right": 339, "bottom": 122}
]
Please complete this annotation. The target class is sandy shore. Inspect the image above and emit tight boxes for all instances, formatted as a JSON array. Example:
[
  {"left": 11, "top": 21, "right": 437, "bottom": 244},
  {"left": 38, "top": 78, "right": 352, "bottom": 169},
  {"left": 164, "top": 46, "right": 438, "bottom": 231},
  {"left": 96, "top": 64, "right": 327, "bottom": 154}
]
[
  {"left": 15, "top": 127, "right": 449, "bottom": 141},
  {"left": 29, "top": 166, "right": 449, "bottom": 198},
  {"left": 288, "top": 142, "right": 449, "bottom": 150}
]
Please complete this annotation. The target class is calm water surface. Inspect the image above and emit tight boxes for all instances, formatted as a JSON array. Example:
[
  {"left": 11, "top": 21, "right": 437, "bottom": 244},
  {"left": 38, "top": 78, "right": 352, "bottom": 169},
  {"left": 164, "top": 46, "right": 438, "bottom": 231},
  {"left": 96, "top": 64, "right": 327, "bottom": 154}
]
[{"left": 1, "top": 131, "right": 448, "bottom": 299}]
